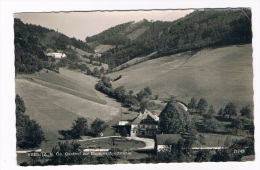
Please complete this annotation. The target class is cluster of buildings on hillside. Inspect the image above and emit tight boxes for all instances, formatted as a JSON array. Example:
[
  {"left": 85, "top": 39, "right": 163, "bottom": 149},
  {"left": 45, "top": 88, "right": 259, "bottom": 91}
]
[
  {"left": 114, "top": 108, "right": 226, "bottom": 153},
  {"left": 114, "top": 109, "right": 184, "bottom": 152}
]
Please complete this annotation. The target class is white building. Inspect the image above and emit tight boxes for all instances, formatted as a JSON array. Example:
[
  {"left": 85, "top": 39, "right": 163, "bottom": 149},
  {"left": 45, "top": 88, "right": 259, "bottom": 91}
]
[
  {"left": 155, "top": 134, "right": 182, "bottom": 152},
  {"left": 47, "top": 52, "right": 66, "bottom": 58}
]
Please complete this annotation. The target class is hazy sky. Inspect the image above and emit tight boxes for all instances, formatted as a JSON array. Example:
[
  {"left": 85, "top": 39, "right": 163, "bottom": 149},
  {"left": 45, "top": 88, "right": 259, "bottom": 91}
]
[{"left": 15, "top": 10, "right": 193, "bottom": 41}]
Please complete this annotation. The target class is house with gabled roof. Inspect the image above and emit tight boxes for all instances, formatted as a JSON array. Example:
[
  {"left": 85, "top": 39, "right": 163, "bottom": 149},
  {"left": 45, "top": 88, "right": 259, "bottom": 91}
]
[
  {"left": 130, "top": 109, "right": 159, "bottom": 137},
  {"left": 113, "top": 109, "right": 159, "bottom": 137}
]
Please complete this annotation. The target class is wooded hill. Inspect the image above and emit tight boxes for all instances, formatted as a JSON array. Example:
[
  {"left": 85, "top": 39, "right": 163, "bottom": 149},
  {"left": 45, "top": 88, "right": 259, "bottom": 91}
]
[
  {"left": 89, "top": 9, "right": 252, "bottom": 69},
  {"left": 14, "top": 18, "right": 93, "bottom": 73}
]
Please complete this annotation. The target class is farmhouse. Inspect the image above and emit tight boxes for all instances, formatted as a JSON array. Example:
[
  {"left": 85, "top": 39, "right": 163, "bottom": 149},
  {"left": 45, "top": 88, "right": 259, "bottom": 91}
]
[
  {"left": 114, "top": 109, "right": 159, "bottom": 137},
  {"left": 47, "top": 52, "right": 66, "bottom": 58},
  {"left": 155, "top": 134, "right": 182, "bottom": 152},
  {"left": 130, "top": 109, "right": 159, "bottom": 137}
]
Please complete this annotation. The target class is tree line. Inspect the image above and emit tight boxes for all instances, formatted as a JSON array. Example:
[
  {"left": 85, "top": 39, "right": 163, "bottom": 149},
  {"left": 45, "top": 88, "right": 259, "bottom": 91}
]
[
  {"left": 97, "top": 9, "right": 252, "bottom": 69},
  {"left": 16, "top": 94, "right": 45, "bottom": 148},
  {"left": 58, "top": 117, "right": 108, "bottom": 139},
  {"left": 95, "top": 76, "right": 161, "bottom": 112}
]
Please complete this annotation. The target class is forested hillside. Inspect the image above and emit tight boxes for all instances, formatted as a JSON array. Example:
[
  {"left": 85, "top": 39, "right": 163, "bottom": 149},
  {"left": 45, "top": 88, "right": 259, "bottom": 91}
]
[
  {"left": 14, "top": 18, "right": 93, "bottom": 73},
  {"left": 85, "top": 20, "right": 151, "bottom": 46},
  {"left": 93, "top": 9, "right": 251, "bottom": 69}
]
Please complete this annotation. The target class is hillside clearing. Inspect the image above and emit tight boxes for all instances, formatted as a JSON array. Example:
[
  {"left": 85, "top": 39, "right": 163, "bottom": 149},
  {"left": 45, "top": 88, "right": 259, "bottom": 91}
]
[
  {"left": 108, "top": 44, "right": 253, "bottom": 110},
  {"left": 95, "top": 44, "right": 114, "bottom": 53}
]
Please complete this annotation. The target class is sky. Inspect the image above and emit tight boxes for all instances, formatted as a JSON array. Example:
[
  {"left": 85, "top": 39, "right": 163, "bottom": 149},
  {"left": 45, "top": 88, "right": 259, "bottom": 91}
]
[{"left": 14, "top": 10, "right": 193, "bottom": 41}]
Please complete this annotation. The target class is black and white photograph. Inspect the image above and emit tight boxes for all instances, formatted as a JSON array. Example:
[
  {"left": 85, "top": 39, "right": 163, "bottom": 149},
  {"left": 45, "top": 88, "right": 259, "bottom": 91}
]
[{"left": 1, "top": 0, "right": 260, "bottom": 169}]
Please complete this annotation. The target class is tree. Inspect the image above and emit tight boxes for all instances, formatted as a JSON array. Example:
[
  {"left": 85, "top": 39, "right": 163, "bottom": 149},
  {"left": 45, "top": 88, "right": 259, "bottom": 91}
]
[
  {"left": 129, "top": 90, "right": 134, "bottom": 96},
  {"left": 211, "top": 149, "right": 231, "bottom": 162},
  {"left": 240, "top": 105, "right": 251, "bottom": 118},
  {"left": 223, "top": 102, "right": 237, "bottom": 119},
  {"left": 159, "top": 100, "right": 190, "bottom": 134},
  {"left": 137, "top": 86, "right": 152, "bottom": 101},
  {"left": 92, "top": 67, "right": 100, "bottom": 78},
  {"left": 140, "top": 100, "right": 149, "bottom": 112},
  {"left": 101, "top": 76, "right": 112, "bottom": 88},
  {"left": 17, "top": 118, "right": 46, "bottom": 148},
  {"left": 188, "top": 97, "right": 197, "bottom": 111},
  {"left": 203, "top": 116, "right": 219, "bottom": 132},
  {"left": 16, "top": 94, "right": 45, "bottom": 149},
  {"left": 207, "top": 105, "right": 215, "bottom": 116},
  {"left": 171, "top": 139, "right": 192, "bottom": 162},
  {"left": 196, "top": 98, "right": 208, "bottom": 114},
  {"left": 218, "top": 107, "right": 224, "bottom": 117},
  {"left": 100, "top": 67, "right": 105, "bottom": 74},
  {"left": 91, "top": 118, "right": 108, "bottom": 136},
  {"left": 15, "top": 94, "right": 26, "bottom": 113},
  {"left": 194, "top": 150, "right": 212, "bottom": 162},
  {"left": 231, "top": 118, "right": 244, "bottom": 134},
  {"left": 114, "top": 86, "right": 126, "bottom": 101},
  {"left": 48, "top": 141, "right": 85, "bottom": 165},
  {"left": 70, "top": 117, "right": 89, "bottom": 139}
]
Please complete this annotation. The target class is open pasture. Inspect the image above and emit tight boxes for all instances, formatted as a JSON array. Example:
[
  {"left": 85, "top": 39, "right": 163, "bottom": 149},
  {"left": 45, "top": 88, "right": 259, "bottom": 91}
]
[
  {"left": 16, "top": 78, "right": 120, "bottom": 150},
  {"left": 108, "top": 44, "right": 253, "bottom": 110}
]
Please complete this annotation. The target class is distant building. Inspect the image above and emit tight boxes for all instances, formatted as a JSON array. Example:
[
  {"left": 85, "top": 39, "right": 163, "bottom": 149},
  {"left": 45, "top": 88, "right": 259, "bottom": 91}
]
[
  {"left": 47, "top": 52, "right": 66, "bottom": 58},
  {"left": 155, "top": 134, "right": 182, "bottom": 152}
]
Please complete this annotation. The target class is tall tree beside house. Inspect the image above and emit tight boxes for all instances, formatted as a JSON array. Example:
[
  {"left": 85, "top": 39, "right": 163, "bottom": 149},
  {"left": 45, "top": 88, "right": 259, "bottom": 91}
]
[{"left": 159, "top": 99, "right": 190, "bottom": 134}]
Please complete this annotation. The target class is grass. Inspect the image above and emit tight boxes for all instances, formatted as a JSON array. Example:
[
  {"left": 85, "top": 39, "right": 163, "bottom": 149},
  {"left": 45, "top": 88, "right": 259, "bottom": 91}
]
[
  {"left": 79, "top": 138, "right": 145, "bottom": 149},
  {"left": 16, "top": 70, "right": 121, "bottom": 152},
  {"left": 108, "top": 44, "right": 253, "bottom": 111},
  {"left": 194, "top": 133, "right": 245, "bottom": 148},
  {"left": 31, "top": 68, "right": 98, "bottom": 96},
  {"left": 95, "top": 44, "right": 114, "bottom": 53},
  {"left": 24, "top": 77, "right": 106, "bottom": 105}
]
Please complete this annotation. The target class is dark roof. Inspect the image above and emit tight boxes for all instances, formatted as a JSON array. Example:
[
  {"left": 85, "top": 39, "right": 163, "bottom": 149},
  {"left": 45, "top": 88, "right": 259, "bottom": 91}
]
[
  {"left": 131, "top": 117, "right": 143, "bottom": 124},
  {"left": 155, "top": 134, "right": 183, "bottom": 145}
]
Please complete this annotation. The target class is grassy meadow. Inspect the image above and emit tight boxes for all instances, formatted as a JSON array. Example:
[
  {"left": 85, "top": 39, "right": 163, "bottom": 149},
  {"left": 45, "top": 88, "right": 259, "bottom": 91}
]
[
  {"left": 16, "top": 69, "right": 123, "bottom": 152},
  {"left": 108, "top": 44, "right": 253, "bottom": 111}
]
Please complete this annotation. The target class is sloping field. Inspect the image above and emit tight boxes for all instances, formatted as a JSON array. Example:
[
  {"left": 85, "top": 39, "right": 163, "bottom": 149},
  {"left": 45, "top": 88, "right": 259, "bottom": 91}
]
[
  {"left": 126, "top": 26, "right": 149, "bottom": 41},
  {"left": 108, "top": 44, "right": 253, "bottom": 110},
  {"left": 30, "top": 68, "right": 98, "bottom": 97},
  {"left": 16, "top": 68, "right": 122, "bottom": 151},
  {"left": 16, "top": 79, "right": 120, "bottom": 150},
  {"left": 95, "top": 44, "right": 114, "bottom": 53}
]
